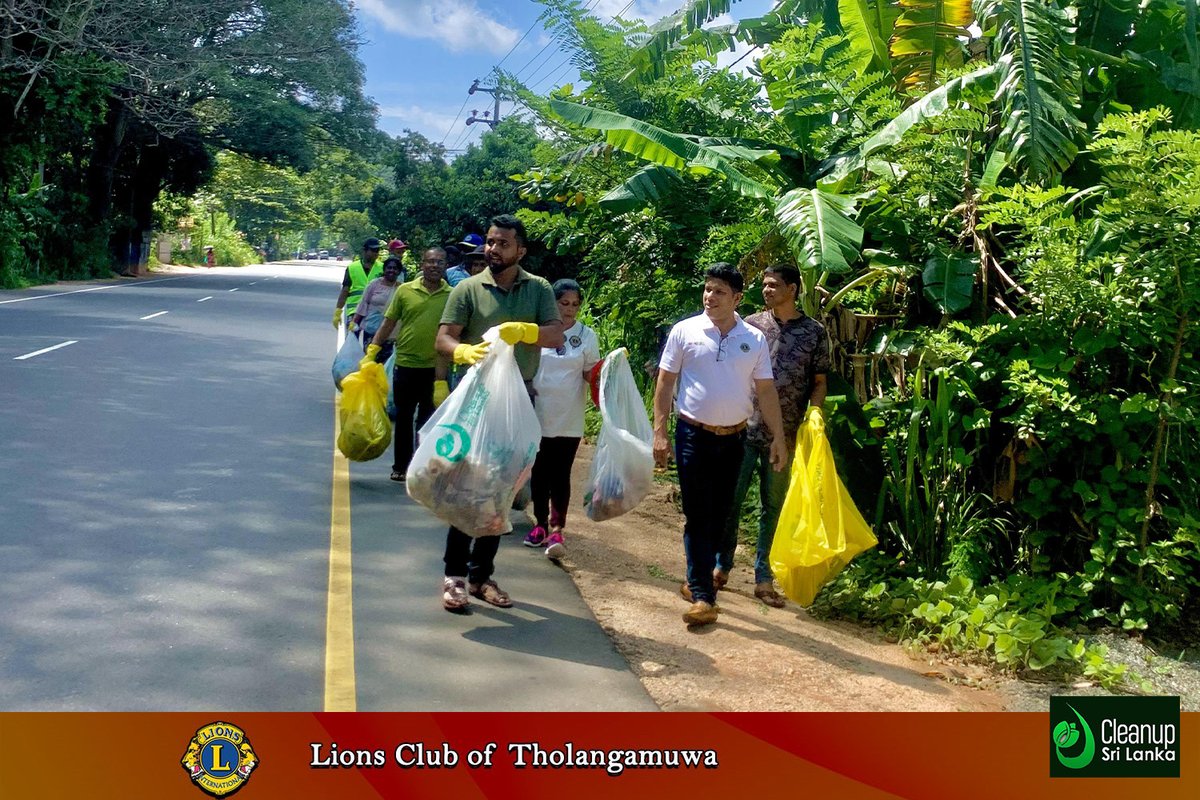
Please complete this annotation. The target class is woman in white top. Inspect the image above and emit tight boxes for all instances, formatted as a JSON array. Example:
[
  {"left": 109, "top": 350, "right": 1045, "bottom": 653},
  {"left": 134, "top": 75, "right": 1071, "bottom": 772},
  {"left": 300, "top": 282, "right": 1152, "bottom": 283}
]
[{"left": 525, "top": 279, "right": 601, "bottom": 559}]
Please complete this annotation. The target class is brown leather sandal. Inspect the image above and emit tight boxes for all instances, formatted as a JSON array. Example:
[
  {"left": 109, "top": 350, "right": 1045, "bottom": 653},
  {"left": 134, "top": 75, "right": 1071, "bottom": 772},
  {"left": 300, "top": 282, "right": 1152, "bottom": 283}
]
[
  {"left": 754, "top": 583, "right": 786, "bottom": 608},
  {"left": 469, "top": 580, "right": 513, "bottom": 608}
]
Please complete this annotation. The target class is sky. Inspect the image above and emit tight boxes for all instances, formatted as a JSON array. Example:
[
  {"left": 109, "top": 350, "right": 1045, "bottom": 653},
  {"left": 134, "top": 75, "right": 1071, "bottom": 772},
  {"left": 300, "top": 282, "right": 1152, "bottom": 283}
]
[{"left": 353, "top": 0, "right": 775, "bottom": 153}]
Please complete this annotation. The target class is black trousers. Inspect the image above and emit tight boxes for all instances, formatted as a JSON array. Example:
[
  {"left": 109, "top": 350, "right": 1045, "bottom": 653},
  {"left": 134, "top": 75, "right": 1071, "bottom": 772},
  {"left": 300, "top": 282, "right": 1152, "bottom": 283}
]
[
  {"left": 531, "top": 436, "right": 582, "bottom": 530},
  {"left": 392, "top": 365, "right": 435, "bottom": 474}
]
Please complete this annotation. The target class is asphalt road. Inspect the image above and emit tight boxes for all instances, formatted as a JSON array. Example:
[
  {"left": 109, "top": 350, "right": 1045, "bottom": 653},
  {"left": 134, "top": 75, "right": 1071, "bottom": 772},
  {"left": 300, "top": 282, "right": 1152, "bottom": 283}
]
[{"left": 0, "top": 263, "right": 654, "bottom": 711}]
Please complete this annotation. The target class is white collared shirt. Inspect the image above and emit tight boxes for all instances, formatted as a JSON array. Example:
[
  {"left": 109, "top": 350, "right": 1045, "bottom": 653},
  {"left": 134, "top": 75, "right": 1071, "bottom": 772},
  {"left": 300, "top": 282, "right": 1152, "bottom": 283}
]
[
  {"left": 658, "top": 312, "right": 773, "bottom": 426},
  {"left": 533, "top": 321, "right": 601, "bottom": 437}
]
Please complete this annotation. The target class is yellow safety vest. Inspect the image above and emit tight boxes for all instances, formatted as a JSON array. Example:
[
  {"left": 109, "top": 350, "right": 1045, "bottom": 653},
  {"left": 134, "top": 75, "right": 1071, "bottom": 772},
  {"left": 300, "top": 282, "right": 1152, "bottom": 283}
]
[{"left": 345, "top": 259, "right": 383, "bottom": 316}]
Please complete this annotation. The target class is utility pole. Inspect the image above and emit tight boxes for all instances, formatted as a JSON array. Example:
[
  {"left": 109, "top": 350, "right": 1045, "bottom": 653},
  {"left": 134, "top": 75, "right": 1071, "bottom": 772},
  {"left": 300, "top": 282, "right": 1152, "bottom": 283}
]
[{"left": 465, "top": 79, "right": 501, "bottom": 128}]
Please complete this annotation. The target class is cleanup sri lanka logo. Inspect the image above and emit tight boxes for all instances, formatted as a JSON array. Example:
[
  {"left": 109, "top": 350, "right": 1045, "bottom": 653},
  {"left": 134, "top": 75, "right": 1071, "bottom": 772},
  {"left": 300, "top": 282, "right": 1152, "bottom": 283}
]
[
  {"left": 181, "top": 722, "right": 259, "bottom": 797},
  {"left": 1051, "top": 703, "right": 1095, "bottom": 769},
  {"left": 1049, "top": 696, "right": 1180, "bottom": 778}
]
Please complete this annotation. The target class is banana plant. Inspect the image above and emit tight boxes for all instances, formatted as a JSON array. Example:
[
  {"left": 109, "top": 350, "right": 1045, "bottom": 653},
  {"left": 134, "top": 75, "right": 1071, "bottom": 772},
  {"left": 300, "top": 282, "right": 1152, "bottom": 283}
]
[
  {"left": 549, "top": 98, "right": 779, "bottom": 198},
  {"left": 889, "top": 0, "right": 975, "bottom": 91},
  {"left": 975, "top": 0, "right": 1086, "bottom": 180},
  {"left": 549, "top": 97, "right": 867, "bottom": 278}
]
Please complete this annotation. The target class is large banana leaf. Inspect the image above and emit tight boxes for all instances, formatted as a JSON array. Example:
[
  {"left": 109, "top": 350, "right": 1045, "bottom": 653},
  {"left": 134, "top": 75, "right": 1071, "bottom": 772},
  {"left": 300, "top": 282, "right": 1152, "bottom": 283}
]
[
  {"left": 978, "top": 0, "right": 1085, "bottom": 180},
  {"left": 599, "top": 165, "right": 685, "bottom": 213},
  {"left": 817, "top": 62, "right": 998, "bottom": 182},
  {"left": 775, "top": 187, "right": 865, "bottom": 274},
  {"left": 549, "top": 98, "right": 777, "bottom": 198},
  {"left": 889, "top": 0, "right": 974, "bottom": 91},
  {"left": 922, "top": 252, "right": 976, "bottom": 313},
  {"left": 838, "top": 0, "right": 900, "bottom": 75}
]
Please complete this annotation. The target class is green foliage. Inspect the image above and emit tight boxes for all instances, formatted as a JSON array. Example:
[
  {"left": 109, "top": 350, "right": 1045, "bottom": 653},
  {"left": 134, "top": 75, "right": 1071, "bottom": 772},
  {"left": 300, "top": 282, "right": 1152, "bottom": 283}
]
[{"left": 815, "top": 564, "right": 1149, "bottom": 689}]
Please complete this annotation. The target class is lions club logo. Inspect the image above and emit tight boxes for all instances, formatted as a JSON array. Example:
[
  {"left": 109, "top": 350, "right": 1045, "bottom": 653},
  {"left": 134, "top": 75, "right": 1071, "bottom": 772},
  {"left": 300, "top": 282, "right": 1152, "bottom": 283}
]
[{"left": 181, "top": 722, "right": 259, "bottom": 797}]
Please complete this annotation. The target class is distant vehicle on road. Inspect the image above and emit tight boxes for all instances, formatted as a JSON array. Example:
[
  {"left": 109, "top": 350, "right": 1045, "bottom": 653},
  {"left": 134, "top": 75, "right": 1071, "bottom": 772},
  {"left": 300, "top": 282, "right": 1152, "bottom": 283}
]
[
  {"left": 305, "top": 251, "right": 318, "bottom": 260},
  {"left": 318, "top": 250, "right": 330, "bottom": 260}
]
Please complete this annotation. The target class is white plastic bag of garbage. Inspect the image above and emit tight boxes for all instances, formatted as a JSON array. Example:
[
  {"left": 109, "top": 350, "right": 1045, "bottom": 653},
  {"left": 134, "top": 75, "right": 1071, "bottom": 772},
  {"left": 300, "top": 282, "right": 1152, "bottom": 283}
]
[
  {"left": 332, "top": 332, "right": 362, "bottom": 391},
  {"left": 406, "top": 329, "right": 541, "bottom": 536},
  {"left": 584, "top": 348, "right": 654, "bottom": 521},
  {"left": 384, "top": 349, "right": 397, "bottom": 420}
]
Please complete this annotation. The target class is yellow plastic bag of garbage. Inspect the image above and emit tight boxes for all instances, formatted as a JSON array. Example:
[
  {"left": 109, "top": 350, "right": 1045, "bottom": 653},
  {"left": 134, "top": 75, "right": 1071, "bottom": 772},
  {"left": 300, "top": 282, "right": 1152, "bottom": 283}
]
[
  {"left": 770, "top": 407, "right": 877, "bottom": 606},
  {"left": 337, "top": 361, "right": 392, "bottom": 461}
]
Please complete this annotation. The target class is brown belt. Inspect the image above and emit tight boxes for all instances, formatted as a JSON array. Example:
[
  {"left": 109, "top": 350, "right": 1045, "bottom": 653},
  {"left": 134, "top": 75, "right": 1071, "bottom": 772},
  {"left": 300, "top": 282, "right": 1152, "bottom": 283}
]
[{"left": 679, "top": 415, "right": 747, "bottom": 436}]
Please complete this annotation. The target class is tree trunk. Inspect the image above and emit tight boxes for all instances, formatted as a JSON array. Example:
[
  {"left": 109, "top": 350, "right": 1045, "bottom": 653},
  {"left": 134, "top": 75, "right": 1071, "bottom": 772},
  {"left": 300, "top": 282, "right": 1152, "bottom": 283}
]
[{"left": 86, "top": 100, "right": 131, "bottom": 228}]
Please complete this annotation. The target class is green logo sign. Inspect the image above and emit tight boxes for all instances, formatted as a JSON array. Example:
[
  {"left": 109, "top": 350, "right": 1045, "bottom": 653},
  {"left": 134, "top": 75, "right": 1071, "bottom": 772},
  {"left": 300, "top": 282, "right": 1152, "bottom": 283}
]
[
  {"left": 434, "top": 423, "right": 471, "bottom": 462},
  {"left": 1049, "top": 696, "right": 1180, "bottom": 778},
  {"left": 1052, "top": 705, "right": 1095, "bottom": 769}
]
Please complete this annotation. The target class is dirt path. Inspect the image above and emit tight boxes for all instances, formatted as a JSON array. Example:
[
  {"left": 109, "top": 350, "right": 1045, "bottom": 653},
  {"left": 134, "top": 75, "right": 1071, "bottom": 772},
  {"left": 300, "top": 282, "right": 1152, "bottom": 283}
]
[{"left": 548, "top": 446, "right": 1007, "bottom": 712}]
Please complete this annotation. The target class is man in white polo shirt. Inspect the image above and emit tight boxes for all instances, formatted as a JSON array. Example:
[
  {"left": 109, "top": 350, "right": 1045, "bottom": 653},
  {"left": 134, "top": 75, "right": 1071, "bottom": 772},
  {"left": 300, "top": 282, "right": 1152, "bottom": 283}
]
[{"left": 653, "top": 263, "right": 788, "bottom": 627}]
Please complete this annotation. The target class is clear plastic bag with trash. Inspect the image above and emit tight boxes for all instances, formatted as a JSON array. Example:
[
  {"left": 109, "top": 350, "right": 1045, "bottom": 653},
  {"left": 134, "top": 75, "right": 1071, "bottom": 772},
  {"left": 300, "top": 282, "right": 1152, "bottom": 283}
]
[
  {"left": 332, "top": 332, "right": 362, "bottom": 391},
  {"left": 584, "top": 348, "right": 655, "bottom": 521},
  {"left": 406, "top": 329, "right": 541, "bottom": 536}
]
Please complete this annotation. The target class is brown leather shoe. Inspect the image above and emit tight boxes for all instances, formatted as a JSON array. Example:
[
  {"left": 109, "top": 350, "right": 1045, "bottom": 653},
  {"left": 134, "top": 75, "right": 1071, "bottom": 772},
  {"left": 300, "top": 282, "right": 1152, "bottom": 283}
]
[
  {"left": 680, "top": 582, "right": 693, "bottom": 602},
  {"left": 713, "top": 569, "right": 728, "bottom": 590},
  {"left": 682, "top": 601, "right": 718, "bottom": 626},
  {"left": 754, "top": 582, "right": 786, "bottom": 608}
]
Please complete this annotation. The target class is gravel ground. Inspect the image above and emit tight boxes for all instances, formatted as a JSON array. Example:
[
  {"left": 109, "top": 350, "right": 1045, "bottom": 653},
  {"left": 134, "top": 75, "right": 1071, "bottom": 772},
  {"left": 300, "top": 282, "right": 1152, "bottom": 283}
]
[{"left": 993, "top": 633, "right": 1200, "bottom": 711}]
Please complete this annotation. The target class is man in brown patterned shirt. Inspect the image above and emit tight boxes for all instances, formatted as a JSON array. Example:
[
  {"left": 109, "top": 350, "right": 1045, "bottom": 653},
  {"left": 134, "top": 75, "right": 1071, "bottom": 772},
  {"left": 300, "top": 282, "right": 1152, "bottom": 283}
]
[{"left": 716, "top": 264, "right": 828, "bottom": 607}]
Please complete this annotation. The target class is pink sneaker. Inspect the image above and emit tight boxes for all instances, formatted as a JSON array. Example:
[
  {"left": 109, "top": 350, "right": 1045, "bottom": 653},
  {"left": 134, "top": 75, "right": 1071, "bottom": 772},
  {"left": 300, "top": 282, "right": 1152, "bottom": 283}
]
[
  {"left": 523, "top": 526, "right": 548, "bottom": 548},
  {"left": 544, "top": 531, "right": 565, "bottom": 560}
]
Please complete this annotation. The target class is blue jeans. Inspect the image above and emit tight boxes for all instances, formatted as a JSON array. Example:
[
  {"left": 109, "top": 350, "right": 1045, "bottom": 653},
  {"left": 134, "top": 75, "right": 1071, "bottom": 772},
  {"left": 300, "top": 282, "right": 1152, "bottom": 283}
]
[
  {"left": 675, "top": 420, "right": 744, "bottom": 605},
  {"left": 716, "top": 441, "right": 792, "bottom": 584}
]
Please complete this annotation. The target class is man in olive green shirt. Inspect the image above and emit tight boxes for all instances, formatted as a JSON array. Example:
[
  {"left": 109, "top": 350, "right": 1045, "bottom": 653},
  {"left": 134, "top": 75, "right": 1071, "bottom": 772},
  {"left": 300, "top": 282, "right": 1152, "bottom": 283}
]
[
  {"left": 433, "top": 214, "right": 563, "bottom": 613},
  {"left": 363, "top": 248, "right": 451, "bottom": 482}
]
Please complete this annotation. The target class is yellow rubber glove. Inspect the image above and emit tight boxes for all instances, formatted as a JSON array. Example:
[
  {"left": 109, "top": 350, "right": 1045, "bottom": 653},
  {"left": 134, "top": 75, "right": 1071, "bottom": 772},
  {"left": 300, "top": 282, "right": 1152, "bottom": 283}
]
[
  {"left": 498, "top": 321, "right": 540, "bottom": 345},
  {"left": 346, "top": 318, "right": 356, "bottom": 332},
  {"left": 453, "top": 341, "right": 491, "bottom": 365},
  {"left": 432, "top": 380, "right": 450, "bottom": 407},
  {"left": 332, "top": 308, "right": 343, "bottom": 329},
  {"left": 359, "top": 343, "right": 381, "bottom": 370}
]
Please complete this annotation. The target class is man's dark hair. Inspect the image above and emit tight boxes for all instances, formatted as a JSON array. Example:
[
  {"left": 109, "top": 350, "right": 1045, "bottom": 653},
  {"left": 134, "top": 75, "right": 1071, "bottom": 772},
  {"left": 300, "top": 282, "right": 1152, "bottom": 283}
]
[
  {"left": 552, "top": 278, "right": 583, "bottom": 301},
  {"left": 382, "top": 257, "right": 402, "bottom": 270},
  {"left": 705, "top": 262, "right": 744, "bottom": 294},
  {"left": 763, "top": 263, "right": 801, "bottom": 289},
  {"left": 444, "top": 244, "right": 462, "bottom": 266},
  {"left": 490, "top": 213, "right": 527, "bottom": 246}
]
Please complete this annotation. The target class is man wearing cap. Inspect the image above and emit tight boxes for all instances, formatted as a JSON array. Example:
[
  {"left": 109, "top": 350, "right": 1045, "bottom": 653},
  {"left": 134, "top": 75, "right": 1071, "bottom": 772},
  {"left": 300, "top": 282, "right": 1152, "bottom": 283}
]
[
  {"left": 446, "top": 244, "right": 487, "bottom": 287},
  {"left": 333, "top": 238, "right": 385, "bottom": 335},
  {"left": 434, "top": 214, "right": 563, "bottom": 612},
  {"left": 445, "top": 233, "right": 484, "bottom": 286},
  {"left": 652, "top": 263, "right": 788, "bottom": 627},
  {"left": 387, "top": 239, "right": 409, "bottom": 281}
]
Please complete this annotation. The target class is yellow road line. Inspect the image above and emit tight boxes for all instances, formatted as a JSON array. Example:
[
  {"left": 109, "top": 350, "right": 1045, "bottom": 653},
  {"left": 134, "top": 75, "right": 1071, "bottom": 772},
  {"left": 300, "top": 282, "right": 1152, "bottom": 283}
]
[{"left": 325, "top": 393, "right": 356, "bottom": 711}]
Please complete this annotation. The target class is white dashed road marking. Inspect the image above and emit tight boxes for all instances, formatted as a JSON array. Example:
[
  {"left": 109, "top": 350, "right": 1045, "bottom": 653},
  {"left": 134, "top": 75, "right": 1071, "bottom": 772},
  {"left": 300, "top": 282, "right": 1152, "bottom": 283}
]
[
  {"left": 140, "top": 311, "right": 169, "bottom": 320},
  {"left": 14, "top": 341, "right": 78, "bottom": 360}
]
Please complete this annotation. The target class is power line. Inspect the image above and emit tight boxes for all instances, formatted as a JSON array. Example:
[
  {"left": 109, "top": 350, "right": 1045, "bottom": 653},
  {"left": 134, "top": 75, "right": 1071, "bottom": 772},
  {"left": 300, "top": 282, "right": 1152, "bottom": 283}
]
[
  {"left": 439, "top": 92, "right": 474, "bottom": 146},
  {"left": 494, "top": 17, "right": 542, "bottom": 70},
  {"left": 528, "top": 54, "right": 575, "bottom": 91}
]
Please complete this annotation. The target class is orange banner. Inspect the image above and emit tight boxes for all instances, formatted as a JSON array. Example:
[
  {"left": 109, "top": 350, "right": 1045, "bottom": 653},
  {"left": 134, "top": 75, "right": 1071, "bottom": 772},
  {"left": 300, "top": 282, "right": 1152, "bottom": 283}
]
[{"left": 0, "top": 712, "right": 1195, "bottom": 799}]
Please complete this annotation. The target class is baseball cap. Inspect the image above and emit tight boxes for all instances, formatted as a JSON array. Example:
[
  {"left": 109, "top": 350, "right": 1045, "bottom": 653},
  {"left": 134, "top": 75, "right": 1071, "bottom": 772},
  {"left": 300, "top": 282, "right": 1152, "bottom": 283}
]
[
  {"left": 362, "top": 237, "right": 382, "bottom": 250},
  {"left": 458, "top": 233, "right": 484, "bottom": 249},
  {"left": 464, "top": 245, "right": 487, "bottom": 259},
  {"left": 388, "top": 239, "right": 407, "bottom": 252}
]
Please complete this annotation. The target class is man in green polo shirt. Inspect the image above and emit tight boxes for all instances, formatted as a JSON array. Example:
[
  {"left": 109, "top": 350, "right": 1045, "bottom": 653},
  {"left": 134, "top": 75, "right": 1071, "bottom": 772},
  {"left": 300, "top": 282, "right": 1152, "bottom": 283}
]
[
  {"left": 333, "top": 237, "right": 385, "bottom": 335},
  {"left": 433, "top": 213, "right": 563, "bottom": 613},
  {"left": 363, "top": 247, "right": 452, "bottom": 482}
]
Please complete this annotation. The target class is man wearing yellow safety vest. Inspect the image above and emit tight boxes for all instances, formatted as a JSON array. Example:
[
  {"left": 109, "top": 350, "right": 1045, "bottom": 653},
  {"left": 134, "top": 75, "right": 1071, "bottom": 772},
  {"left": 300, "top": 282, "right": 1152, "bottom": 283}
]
[{"left": 332, "top": 237, "right": 385, "bottom": 336}]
